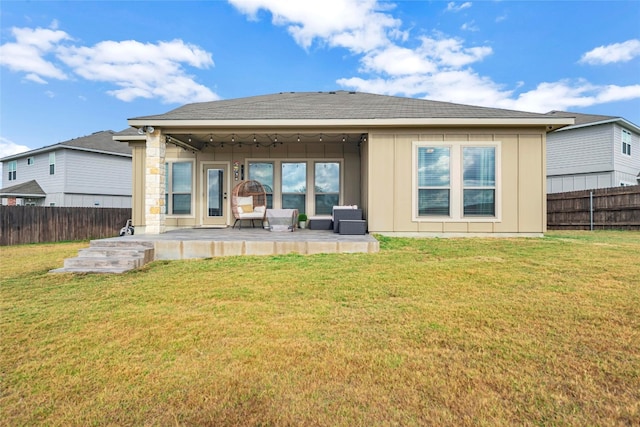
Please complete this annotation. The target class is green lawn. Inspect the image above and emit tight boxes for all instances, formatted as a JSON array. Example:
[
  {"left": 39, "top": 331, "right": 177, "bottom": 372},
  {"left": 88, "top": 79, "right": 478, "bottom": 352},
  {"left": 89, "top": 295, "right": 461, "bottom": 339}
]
[{"left": 1, "top": 231, "right": 639, "bottom": 426}]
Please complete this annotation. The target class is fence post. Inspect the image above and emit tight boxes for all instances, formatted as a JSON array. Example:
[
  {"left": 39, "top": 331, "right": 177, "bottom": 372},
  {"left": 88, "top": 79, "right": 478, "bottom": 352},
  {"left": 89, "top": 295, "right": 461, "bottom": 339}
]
[{"left": 590, "top": 191, "right": 594, "bottom": 231}]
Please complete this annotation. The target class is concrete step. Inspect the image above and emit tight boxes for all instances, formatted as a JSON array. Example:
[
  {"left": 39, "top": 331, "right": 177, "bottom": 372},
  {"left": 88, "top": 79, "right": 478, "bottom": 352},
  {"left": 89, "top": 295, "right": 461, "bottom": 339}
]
[
  {"left": 90, "top": 239, "right": 154, "bottom": 248},
  {"left": 50, "top": 240, "right": 155, "bottom": 274},
  {"left": 78, "top": 247, "right": 153, "bottom": 259},
  {"left": 49, "top": 266, "right": 134, "bottom": 274},
  {"left": 64, "top": 256, "right": 145, "bottom": 270}
]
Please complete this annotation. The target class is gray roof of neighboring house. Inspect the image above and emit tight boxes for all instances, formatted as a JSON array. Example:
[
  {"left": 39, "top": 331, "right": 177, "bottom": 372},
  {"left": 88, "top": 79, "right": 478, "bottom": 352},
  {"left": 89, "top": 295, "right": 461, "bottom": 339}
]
[
  {"left": 546, "top": 110, "right": 640, "bottom": 133},
  {"left": 0, "top": 180, "right": 46, "bottom": 197},
  {"left": 131, "top": 91, "right": 561, "bottom": 121},
  {"left": 0, "top": 130, "right": 132, "bottom": 162}
]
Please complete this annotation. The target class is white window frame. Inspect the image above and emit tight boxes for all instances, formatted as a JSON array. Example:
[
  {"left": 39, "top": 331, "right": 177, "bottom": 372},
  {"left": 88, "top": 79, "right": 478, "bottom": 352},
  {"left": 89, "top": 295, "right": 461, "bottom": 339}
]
[
  {"left": 247, "top": 158, "right": 344, "bottom": 215},
  {"left": 165, "top": 160, "right": 195, "bottom": 217},
  {"left": 49, "top": 153, "right": 55, "bottom": 175},
  {"left": 622, "top": 129, "right": 632, "bottom": 156},
  {"left": 27, "top": 157, "right": 35, "bottom": 166},
  {"left": 7, "top": 160, "right": 17, "bottom": 181},
  {"left": 412, "top": 141, "right": 502, "bottom": 222}
]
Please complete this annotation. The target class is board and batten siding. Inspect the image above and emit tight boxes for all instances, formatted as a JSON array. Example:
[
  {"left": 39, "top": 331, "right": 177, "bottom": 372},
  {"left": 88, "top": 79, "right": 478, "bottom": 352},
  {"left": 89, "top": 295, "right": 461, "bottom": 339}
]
[
  {"left": 547, "top": 123, "right": 613, "bottom": 176},
  {"left": 365, "top": 128, "right": 547, "bottom": 234}
]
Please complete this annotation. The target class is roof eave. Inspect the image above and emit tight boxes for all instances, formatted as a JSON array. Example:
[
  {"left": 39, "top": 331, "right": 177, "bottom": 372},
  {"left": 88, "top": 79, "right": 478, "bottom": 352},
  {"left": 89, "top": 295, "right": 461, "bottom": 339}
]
[
  {"left": 128, "top": 117, "right": 574, "bottom": 131},
  {"left": 0, "top": 193, "right": 46, "bottom": 198},
  {"left": 553, "top": 117, "right": 640, "bottom": 134},
  {"left": 0, "top": 143, "right": 130, "bottom": 162}
]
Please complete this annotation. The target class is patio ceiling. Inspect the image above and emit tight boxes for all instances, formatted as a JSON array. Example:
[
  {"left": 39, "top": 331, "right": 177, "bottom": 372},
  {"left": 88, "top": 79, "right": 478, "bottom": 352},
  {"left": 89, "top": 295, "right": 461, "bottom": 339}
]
[{"left": 163, "top": 131, "right": 367, "bottom": 151}]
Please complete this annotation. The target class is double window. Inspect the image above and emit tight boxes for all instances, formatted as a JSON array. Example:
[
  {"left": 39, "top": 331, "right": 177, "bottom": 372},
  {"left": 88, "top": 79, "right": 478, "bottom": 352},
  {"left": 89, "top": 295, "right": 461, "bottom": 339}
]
[
  {"left": 415, "top": 142, "right": 499, "bottom": 220},
  {"left": 165, "top": 162, "right": 193, "bottom": 215},
  {"left": 622, "top": 129, "right": 632, "bottom": 156}
]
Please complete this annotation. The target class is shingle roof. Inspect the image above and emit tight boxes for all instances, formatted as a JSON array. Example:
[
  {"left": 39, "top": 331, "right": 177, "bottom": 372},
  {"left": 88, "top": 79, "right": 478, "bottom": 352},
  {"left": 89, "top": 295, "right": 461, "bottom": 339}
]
[
  {"left": 0, "top": 180, "right": 46, "bottom": 197},
  {"left": 546, "top": 110, "right": 640, "bottom": 133},
  {"left": 546, "top": 110, "right": 619, "bottom": 126},
  {"left": 59, "top": 130, "right": 132, "bottom": 154},
  {"left": 131, "top": 91, "right": 556, "bottom": 121},
  {"left": 0, "top": 130, "right": 132, "bottom": 162}
]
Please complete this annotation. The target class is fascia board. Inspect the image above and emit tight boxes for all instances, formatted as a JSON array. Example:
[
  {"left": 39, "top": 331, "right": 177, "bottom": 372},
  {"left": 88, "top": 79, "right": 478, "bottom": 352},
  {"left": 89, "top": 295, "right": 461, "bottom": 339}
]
[
  {"left": 554, "top": 118, "right": 640, "bottom": 134},
  {"left": 1, "top": 144, "right": 131, "bottom": 162},
  {"left": 0, "top": 193, "right": 46, "bottom": 198},
  {"left": 128, "top": 117, "right": 574, "bottom": 129}
]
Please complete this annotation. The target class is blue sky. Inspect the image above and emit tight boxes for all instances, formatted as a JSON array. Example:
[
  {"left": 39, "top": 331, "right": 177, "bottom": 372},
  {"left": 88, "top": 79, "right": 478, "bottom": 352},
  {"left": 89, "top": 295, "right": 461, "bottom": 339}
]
[{"left": 1, "top": 0, "right": 639, "bottom": 160}]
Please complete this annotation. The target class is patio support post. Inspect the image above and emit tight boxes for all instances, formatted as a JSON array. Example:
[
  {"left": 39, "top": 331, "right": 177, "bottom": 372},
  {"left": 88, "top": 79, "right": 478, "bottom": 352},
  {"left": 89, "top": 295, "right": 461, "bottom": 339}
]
[{"left": 145, "top": 129, "right": 166, "bottom": 234}]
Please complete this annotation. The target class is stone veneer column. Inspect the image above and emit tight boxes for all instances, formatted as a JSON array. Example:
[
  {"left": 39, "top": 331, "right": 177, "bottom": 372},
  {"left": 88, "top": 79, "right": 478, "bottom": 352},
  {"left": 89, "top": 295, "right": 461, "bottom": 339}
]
[{"left": 145, "top": 130, "right": 166, "bottom": 234}]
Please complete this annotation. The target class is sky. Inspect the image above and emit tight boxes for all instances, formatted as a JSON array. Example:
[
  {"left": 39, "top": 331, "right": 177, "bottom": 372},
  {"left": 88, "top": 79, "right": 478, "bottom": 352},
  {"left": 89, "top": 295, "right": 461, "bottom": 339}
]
[{"left": 1, "top": 0, "right": 639, "bottom": 163}]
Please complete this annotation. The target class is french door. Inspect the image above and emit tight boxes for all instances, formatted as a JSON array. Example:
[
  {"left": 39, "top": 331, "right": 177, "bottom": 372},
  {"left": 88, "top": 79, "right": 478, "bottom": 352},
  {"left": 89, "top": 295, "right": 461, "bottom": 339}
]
[{"left": 201, "top": 163, "right": 229, "bottom": 226}]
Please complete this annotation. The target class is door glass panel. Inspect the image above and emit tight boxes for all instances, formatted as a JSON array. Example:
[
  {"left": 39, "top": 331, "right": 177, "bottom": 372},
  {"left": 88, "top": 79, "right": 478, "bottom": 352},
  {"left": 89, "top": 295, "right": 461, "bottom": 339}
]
[
  {"left": 208, "top": 168, "right": 223, "bottom": 217},
  {"left": 282, "top": 162, "right": 306, "bottom": 213}
]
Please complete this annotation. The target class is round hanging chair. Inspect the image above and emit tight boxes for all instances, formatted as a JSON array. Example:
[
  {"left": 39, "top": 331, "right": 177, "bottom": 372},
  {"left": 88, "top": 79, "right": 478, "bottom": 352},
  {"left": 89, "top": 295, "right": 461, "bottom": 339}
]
[{"left": 231, "top": 180, "right": 267, "bottom": 229}]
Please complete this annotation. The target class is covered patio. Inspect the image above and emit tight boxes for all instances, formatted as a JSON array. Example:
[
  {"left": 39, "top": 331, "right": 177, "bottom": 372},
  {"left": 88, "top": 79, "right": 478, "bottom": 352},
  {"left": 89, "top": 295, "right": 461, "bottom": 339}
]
[{"left": 105, "top": 227, "right": 379, "bottom": 260}]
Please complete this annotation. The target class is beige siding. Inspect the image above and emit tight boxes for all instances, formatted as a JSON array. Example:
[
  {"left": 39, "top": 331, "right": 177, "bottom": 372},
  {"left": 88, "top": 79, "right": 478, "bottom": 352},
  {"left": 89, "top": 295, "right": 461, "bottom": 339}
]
[
  {"left": 494, "top": 135, "right": 519, "bottom": 233},
  {"left": 367, "top": 134, "right": 396, "bottom": 231},
  {"left": 518, "top": 134, "right": 545, "bottom": 232},
  {"left": 367, "top": 128, "right": 548, "bottom": 235}
]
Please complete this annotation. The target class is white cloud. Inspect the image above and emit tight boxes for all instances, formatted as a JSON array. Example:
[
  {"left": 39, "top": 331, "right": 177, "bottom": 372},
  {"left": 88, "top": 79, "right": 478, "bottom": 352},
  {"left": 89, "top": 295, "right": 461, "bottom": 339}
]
[
  {"left": 446, "top": 2, "right": 472, "bottom": 13},
  {"left": 228, "top": 0, "right": 404, "bottom": 53},
  {"left": 461, "top": 21, "right": 479, "bottom": 32},
  {"left": 498, "top": 80, "right": 640, "bottom": 113},
  {"left": 0, "top": 26, "right": 219, "bottom": 104},
  {"left": 57, "top": 39, "right": 218, "bottom": 103},
  {"left": 0, "top": 137, "right": 30, "bottom": 159},
  {"left": 580, "top": 39, "right": 640, "bottom": 65},
  {"left": 0, "top": 27, "right": 70, "bottom": 81}
]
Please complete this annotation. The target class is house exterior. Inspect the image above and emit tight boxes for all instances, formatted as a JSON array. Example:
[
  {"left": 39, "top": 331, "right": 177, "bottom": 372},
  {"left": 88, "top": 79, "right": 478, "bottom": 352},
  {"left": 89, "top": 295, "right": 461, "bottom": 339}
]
[
  {"left": 115, "top": 91, "right": 573, "bottom": 236},
  {"left": 0, "top": 130, "right": 132, "bottom": 207},
  {"left": 545, "top": 111, "right": 640, "bottom": 193}
]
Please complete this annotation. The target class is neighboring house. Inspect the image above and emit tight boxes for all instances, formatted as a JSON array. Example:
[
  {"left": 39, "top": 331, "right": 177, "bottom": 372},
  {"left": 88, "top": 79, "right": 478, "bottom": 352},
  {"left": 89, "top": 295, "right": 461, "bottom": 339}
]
[
  {"left": 115, "top": 91, "right": 573, "bottom": 236},
  {"left": 545, "top": 111, "right": 640, "bottom": 193},
  {"left": 0, "top": 130, "right": 132, "bottom": 207}
]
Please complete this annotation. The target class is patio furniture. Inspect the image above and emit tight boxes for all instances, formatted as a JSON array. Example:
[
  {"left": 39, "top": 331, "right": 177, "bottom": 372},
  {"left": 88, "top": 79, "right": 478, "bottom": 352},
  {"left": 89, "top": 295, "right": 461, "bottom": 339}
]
[
  {"left": 332, "top": 206, "right": 362, "bottom": 233},
  {"left": 308, "top": 216, "right": 333, "bottom": 230},
  {"left": 338, "top": 219, "right": 367, "bottom": 235},
  {"left": 231, "top": 180, "right": 267, "bottom": 229},
  {"left": 266, "top": 208, "right": 298, "bottom": 232}
]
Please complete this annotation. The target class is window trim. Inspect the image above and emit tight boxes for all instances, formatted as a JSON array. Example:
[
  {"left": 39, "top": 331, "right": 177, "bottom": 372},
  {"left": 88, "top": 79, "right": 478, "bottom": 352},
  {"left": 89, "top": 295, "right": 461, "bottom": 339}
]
[
  {"left": 165, "top": 160, "right": 195, "bottom": 217},
  {"left": 314, "top": 161, "right": 342, "bottom": 216},
  {"left": 412, "top": 141, "right": 502, "bottom": 222},
  {"left": 7, "top": 160, "right": 17, "bottom": 181},
  {"left": 622, "top": 129, "right": 632, "bottom": 156},
  {"left": 248, "top": 158, "right": 344, "bottom": 215},
  {"left": 49, "top": 153, "right": 55, "bottom": 175}
]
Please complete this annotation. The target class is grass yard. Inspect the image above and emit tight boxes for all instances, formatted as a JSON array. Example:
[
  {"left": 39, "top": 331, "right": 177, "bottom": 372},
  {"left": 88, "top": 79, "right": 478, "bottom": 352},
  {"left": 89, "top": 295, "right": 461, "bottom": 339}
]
[{"left": 1, "top": 231, "right": 639, "bottom": 426}]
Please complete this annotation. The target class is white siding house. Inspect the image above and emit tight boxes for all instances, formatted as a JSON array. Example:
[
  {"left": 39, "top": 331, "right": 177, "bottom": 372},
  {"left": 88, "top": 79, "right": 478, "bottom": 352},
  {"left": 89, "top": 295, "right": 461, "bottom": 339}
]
[
  {"left": 546, "top": 111, "right": 640, "bottom": 193},
  {"left": 0, "top": 130, "right": 132, "bottom": 207}
]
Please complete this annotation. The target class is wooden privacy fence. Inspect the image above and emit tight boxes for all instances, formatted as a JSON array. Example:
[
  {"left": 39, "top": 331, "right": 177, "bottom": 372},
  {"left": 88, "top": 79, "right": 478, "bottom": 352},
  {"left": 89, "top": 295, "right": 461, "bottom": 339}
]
[
  {"left": 0, "top": 206, "right": 132, "bottom": 246},
  {"left": 547, "top": 185, "right": 640, "bottom": 230}
]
